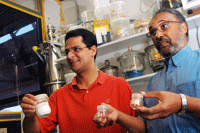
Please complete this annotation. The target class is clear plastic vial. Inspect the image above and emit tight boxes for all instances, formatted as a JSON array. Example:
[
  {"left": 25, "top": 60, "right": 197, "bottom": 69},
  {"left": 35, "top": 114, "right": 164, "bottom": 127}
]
[
  {"left": 130, "top": 93, "right": 143, "bottom": 109},
  {"left": 36, "top": 94, "right": 51, "bottom": 118},
  {"left": 97, "top": 105, "right": 108, "bottom": 119}
]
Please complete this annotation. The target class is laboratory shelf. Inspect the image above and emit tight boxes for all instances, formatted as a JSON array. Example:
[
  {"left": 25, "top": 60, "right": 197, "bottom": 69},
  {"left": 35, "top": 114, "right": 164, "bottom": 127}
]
[
  {"left": 95, "top": 13, "right": 200, "bottom": 57},
  {"left": 55, "top": 31, "right": 149, "bottom": 63},
  {"left": 55, "top": 11, "right": 200, "bottom": 64},
  {"left": 126, "top": 72, "right": 156, "bottom": 84},
  {"left": 97, "top": 31, "right": 149, "bottom": 56},
  {"left": 54, "top": 14, "right": 200, "bottom": 85}
]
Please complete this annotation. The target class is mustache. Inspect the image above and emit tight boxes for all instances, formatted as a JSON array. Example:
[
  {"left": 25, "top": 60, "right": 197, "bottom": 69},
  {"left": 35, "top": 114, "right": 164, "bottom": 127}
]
[{"left": 155, "top": 37, "right": 171, "bottom": 49}]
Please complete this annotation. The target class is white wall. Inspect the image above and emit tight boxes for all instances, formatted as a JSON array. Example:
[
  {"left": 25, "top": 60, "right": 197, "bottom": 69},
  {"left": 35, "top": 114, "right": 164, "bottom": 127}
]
[
  {"left": 188, "top": 28, "right": 200, "bottom": 50},
  {"left": 44, "top": 0, "right": 61, "bottom": 27},
  {"left": 125, "top": 0, "right": 156, "bottom": 18},
  {"left": 12, "top": 0, "right": 38, "bottom": 10},
  {"left": 61, "top": 1, "right": 80, "bottom": 25}
]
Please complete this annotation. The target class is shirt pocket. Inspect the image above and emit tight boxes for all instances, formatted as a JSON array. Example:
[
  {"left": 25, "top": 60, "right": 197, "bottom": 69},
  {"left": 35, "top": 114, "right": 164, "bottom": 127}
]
[{"left": 176, "top": 79, "right": 200, "bottom": 98}]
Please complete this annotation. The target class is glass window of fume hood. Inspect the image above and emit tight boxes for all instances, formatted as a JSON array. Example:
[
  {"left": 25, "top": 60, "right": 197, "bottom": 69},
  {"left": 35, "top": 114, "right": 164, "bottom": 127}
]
[
  {"left": 15, "top": 23, "right": 34, "bottom": 36},
  {"left": 0, "top": 34, "right": 12, "bottom": 44},
  {"left": 0, "top": 4, "right": 46, "bottom": 111},
  {"left": 0, "top": 23, "right": 34, "bottom": 44}
]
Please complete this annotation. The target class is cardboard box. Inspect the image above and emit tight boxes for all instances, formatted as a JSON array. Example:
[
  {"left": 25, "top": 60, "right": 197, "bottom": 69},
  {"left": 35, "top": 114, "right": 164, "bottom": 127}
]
[{"left": 94, "top": 19, "right": 111, "bottom": 45}]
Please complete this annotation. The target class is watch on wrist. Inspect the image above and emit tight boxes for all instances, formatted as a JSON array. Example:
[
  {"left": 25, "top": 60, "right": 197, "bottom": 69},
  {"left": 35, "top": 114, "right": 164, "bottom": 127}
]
[{"left": 175, "top": 94, "right": 187, "bottom": 116}]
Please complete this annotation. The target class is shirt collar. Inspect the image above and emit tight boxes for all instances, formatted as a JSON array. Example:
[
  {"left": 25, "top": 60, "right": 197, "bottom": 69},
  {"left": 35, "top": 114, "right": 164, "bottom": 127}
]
[
  {"left": 70, "top": 70, "right": 106, "bottom": 90},
  {"left": 164, "top": 45, "right": 192, "bottom": 67}
]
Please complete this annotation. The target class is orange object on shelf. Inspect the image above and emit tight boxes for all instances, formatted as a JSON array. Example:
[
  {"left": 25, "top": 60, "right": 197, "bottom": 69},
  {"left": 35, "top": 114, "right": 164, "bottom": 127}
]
[{"left": 153, "top": 51, "right": 161, "bottom": 60}]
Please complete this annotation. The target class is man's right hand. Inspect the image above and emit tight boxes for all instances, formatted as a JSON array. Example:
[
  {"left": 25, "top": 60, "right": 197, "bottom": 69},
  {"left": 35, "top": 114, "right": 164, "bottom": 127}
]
[
  {"left": 21, "top": 94, "right": 42, "bottom": 133},
  {"left": 21, "top": 94, "right": 38, "bottom": 118}
]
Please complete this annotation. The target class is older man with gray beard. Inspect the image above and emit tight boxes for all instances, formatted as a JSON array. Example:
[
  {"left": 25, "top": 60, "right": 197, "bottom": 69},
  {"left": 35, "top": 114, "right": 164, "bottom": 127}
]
[
  {"left": 136, "top": 8, "right": 200, "bottom": 133},
  {"left": 94, "top": 8, "right": 200, "bottom": 133}
]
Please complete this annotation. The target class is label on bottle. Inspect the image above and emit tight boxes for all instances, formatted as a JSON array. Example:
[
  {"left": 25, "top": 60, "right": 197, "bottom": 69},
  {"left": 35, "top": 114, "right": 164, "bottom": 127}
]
[{"left": 36, "top": 102, "right": 51, "bottom": 118}]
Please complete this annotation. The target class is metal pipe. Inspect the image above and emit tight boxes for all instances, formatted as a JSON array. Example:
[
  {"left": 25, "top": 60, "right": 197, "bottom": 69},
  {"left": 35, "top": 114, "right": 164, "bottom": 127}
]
[
  {"left": 32, "top": 46, "right": 45, "bottom": 63},
  {"left": 49, "top": 41, "right": 63, "bottom": 58}
]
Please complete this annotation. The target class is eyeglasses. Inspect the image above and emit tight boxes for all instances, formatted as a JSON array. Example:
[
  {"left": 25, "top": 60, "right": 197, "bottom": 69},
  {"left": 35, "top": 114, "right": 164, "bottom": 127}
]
[
  {"left": 146, "top": 21, "right": 182, "bottom": 39},
  {"left": 65, "top": 46, "right": 88, "bottom": 56}
]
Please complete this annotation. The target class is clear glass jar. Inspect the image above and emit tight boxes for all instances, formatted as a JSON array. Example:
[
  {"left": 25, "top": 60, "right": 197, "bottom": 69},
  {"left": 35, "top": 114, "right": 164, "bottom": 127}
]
[
  {"left": 117, "top": 46, "right": 146, "bottom": 79},
  {"left": 36, "top": 94, "right": 51, "bottom": 118},
  {"left": 97, "top": 105, "right": 108, "bottom": 119},
  {"left": 81, "top": 10, "right": 96, "bottom": 33},
  {"left": 100, "top": 60, "right": 118, "bottom": 77},
  {"left": 110, "top": 18, "right": 131, "bottom": 40},
  {"left": 130, "top": 93, "right": 143, "bottom": 109}
]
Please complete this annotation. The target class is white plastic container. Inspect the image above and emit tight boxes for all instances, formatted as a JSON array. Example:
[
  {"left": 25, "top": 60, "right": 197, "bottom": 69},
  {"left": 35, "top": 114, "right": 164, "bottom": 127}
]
[
  {"left": 64, "top": 73, "right": 76, "bottom": 84},
  {"left": 110, "top": 0, "right": 125, "bottom": 2},
  {"left": 81, "top": 10, "right": 96, "bottom": 23},
  {"left": 108, "top": 1, "right": 126, "bottom": 21},
  {"left": 36, "top": 94, "right": 51, "bottom": 118},
  {"left": 81, "top": 10, "right": 96, "bottom": 33},
  {"left": 94, "top": 6, "right": 110, "bottom": 22},
  {"left": 91, "top": 0, "right": 110, "bottom": 7},
  {"left": 110, "top": 18, "right": 131, "bottom": 40}
]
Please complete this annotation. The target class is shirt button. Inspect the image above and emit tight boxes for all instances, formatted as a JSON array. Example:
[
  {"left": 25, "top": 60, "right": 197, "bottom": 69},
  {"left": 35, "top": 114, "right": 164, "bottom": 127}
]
[{"left": 86, "top": 90, "right": 89, "bottom": 93}]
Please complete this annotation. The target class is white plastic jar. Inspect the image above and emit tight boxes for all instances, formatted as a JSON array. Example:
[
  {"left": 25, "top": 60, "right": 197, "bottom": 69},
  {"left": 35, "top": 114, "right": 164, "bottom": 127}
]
[
  {"left": 97, "top": 104, "right": 108, "bottom": 119},
  {"left": 36, "top": 94, "right": 51, "bottom": 118}
]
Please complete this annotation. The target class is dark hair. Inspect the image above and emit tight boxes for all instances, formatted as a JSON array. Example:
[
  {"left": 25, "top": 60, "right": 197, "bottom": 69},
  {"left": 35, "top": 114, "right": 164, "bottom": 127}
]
[
  {"left": 65, "top": 28, "right": 98, "bottom": 60},
  {"left": 153, "top": 8, "right": 189, "bottom": 40}
]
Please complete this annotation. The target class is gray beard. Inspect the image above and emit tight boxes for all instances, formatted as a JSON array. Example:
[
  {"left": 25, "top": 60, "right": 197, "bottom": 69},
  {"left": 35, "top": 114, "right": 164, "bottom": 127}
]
[{"left": 160, "top": 28, "right": 184, "bottom": 59}]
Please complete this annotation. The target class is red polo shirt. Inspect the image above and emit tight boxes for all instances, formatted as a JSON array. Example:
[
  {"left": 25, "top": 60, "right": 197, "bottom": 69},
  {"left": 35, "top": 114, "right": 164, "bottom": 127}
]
[{"left": 37, "top": 71, "right": 135, "bottom": 133}]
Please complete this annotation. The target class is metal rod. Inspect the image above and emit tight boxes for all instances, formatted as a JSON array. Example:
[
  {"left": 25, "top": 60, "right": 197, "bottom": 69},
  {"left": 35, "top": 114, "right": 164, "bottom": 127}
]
[{"left": 15, "top": 65, "right": 20, "bottom": 105}]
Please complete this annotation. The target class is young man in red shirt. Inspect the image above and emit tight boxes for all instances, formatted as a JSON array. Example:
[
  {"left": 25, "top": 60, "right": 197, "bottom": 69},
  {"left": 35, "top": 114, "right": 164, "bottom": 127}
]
[{"left": 21, "top": 29, "right": 139, "bottom": 133}]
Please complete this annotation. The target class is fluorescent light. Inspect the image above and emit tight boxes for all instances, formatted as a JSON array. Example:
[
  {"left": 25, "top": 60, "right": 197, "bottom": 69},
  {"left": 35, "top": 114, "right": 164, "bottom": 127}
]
[
  {"left": 0, "top": 34, "right": 12, "bottom": 44},
  {"left": 16, "top": 24, "right": 34, "bottom": 36}
]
